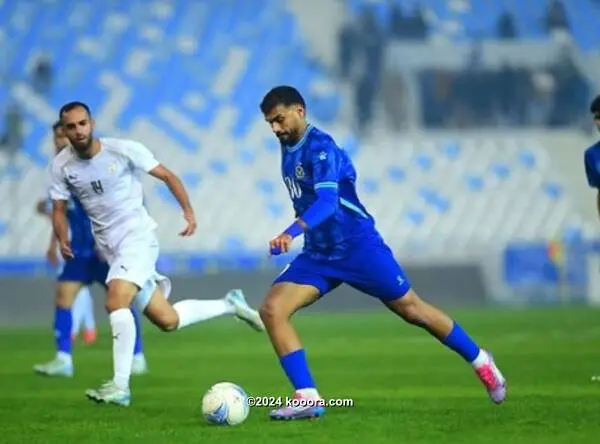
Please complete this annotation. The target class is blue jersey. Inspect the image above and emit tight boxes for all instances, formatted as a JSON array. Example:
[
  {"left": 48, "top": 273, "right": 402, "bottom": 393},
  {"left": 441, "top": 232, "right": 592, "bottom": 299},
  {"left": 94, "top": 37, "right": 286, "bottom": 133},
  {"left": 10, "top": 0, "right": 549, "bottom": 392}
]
[
  {"left": 280, "top": 124, "right": 381, "bottom": 260},
  {"left": 45, "top": 197, "right": 96, "bottom": 257},
  {"left": 66, "top": 197, "right": 96, "bottom": 257},
  {"left": 584, "top": 140, "right": 600, "bottom": 189}
]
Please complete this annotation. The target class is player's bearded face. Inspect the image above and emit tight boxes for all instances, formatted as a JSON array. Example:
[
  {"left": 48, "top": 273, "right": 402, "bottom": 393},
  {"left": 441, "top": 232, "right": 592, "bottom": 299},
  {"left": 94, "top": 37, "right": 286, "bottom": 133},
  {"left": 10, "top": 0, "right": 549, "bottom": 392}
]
[
  {"left": 595, "top": 114, "right": 600, "bottom": 132},
  {"left": 265, "top": 105, "right": 305, "bottom": 145},
  {"left": 62, "top": 107, "right": 94, "bottom": 153}
]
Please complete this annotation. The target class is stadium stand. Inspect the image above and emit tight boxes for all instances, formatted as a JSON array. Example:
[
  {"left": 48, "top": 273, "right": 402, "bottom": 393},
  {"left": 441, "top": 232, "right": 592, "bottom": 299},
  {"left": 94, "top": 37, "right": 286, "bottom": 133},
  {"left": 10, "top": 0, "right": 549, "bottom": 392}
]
[{"left": 0, "top": 0, "right": 596, "bottom": 293}]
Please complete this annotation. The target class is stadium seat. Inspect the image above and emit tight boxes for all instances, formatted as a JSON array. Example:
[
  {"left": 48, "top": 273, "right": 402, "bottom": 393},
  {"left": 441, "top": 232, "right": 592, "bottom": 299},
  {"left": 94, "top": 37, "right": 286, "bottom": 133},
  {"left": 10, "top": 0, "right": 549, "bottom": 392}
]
[{"left": 0, "top": 0, "right": 591, "bottom": 272}]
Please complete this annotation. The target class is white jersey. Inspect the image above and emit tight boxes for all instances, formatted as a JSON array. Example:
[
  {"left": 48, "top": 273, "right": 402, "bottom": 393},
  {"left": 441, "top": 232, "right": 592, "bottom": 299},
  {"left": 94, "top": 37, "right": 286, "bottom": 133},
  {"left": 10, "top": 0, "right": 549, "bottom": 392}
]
[{"left": 48, "top": 137, "right": 160, "bottom": 256}]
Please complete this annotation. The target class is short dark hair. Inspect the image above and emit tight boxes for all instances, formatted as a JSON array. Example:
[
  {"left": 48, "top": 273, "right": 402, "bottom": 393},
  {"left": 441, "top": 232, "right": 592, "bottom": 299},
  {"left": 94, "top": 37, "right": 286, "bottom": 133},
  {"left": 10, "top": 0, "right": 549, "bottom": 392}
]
[
  {"left": 591, "top": 95, "right": 600, "bottom": 114},
  {"left": 52, "top": 121, "right": 62, "bottom": 131},
  {"left": 260, "top": 86, "right": 305, "bottom": 114},
  {"left": 59, "top": 101, "right": 91, "bottom": 121}
]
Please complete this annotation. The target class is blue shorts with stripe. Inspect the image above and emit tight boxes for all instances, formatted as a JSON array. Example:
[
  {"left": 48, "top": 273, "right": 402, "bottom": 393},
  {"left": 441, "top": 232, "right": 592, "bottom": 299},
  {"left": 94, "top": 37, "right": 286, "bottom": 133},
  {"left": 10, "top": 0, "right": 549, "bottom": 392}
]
[{"left": 272, "top": 237, "right": 411, "bottom": 301}]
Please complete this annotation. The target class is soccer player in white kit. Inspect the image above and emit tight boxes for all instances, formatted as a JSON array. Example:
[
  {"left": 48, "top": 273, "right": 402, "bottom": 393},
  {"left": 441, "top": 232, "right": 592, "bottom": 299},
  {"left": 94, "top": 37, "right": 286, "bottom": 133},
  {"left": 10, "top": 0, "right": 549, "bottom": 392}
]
[{"left": 49, "top": 102, "right": 265, "bottom": 406}]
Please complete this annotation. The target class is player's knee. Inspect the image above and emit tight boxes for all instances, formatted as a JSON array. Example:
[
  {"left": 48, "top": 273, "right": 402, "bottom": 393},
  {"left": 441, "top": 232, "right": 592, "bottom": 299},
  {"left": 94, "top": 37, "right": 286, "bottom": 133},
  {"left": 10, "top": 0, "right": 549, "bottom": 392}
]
[
  {"left": 146, "top": 308, "right": 178, "bottom": 332},
  {"left": 259, "top": 299, "right": 287, "bottom": 325},
  {"left": 56, "top": 284, "right": 77, "bottom": 308},
  {"left": 56, "top": 294, "right": 73, "bottom": 309},
  {"left": 386, "top": 290, "right": 425, "bottom": 325},
  {"left": 106, "top": 279, "right": 137, "bottom": 312},
  {"left": 158, "top": 311, "right": 179, "bottom": 332}
]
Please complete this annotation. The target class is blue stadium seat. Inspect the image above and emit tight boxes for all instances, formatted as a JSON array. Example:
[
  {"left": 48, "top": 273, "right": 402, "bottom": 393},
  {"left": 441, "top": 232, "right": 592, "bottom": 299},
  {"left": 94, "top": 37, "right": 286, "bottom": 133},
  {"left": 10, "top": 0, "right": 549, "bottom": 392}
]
[{"left": 0, "top": 0, "right": 591, "bottom": 269}]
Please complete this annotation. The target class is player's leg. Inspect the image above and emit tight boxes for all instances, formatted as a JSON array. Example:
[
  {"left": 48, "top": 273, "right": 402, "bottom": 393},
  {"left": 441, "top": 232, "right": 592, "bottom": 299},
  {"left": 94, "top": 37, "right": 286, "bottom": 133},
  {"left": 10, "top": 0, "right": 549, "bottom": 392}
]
[
  {"left": 93, "top": 256, "right": 148, "bottom": 375},
  {"left": 261, "top": 255, "right": 341, "bottom": 420},
  {"left": 71, "top": 286, "right": 97, "bottom": 344},
  {"left": 33, "top": 278, "right": 82, "bottom": 377},
  {"left": 85, "top": 277, "right": 138, "bottom": 406},
  {"left": 70, "top": 286, "right": 85, "bottom": 340},
  {"left": 347, "top": 242, "right": 506, "bottom": 404},
  {"left": 79, "top": 287, "right": 97, "bottom": 344},
  {"left": 139, "top": 275, "right": 263, "bottom": 333},
  {"left": 384, "top": 289, "right": 506, "bottom": 403}
]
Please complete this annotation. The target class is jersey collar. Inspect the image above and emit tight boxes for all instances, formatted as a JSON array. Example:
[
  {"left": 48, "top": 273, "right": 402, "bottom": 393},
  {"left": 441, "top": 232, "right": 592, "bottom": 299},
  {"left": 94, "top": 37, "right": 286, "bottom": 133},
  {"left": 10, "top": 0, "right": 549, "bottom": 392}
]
[{"left": 284, "top": 124, "right": 314, "bottom": 153}]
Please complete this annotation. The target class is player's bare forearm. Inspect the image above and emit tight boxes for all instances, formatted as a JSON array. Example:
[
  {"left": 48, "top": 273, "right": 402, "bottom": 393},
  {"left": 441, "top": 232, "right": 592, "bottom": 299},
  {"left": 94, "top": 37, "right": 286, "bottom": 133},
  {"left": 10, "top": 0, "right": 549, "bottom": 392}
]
[
  {"left": 51, "top": 201, "right": 69, "bottom": 246},
  {"left": 149, "top": 165, "right": 194, "bottom": 214},
  {"left": 49, "top": 231, "right": 58, "bottom": 250},
  {"left": 166, "top": 175, "right": 193, "bottom": 214}
]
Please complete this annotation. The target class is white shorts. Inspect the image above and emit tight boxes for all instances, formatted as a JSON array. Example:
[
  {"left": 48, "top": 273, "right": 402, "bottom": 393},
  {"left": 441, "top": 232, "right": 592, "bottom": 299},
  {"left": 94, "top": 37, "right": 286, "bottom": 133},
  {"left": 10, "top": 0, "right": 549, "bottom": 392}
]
[{"left": 99, "top": 229, "right": 172, "bottom": 312}]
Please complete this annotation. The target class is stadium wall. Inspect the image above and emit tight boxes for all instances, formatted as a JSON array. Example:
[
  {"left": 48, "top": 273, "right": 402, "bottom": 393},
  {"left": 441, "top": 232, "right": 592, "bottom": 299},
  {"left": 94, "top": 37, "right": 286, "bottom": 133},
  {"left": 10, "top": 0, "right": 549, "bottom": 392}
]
[{"left": 0, "top": 264, "right": 486, "bottom": 327}]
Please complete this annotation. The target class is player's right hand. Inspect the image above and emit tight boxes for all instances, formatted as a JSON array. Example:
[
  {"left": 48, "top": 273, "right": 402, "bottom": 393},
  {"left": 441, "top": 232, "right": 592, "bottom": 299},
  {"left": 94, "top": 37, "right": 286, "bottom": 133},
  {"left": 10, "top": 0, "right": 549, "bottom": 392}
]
[
  {"left": 59, "top": 241, "right": 74, "bottom": 260},
  {"left": 46, "top": 247, "right": 59, "bottom": 267},
  {"left": 179, "top": 209, "right": 197, "bottom": 237},
  {"left": 269, "top": 233, "right": 293, "bottom": 256}
]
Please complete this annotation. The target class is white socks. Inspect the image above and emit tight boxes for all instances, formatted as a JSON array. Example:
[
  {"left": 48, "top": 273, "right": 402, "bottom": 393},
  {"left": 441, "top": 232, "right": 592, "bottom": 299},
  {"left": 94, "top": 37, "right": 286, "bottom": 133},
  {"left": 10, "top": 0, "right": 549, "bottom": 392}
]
[
  {"left": 173, "top": 299, "right": 235, "bottom": 330},
  {"left": 297, "top": 388, "right": 320, "bottom": 399},
  {"left": 57, "top": 351, "right": 73, "bottom": 366},
  {"left": 109, "top": 308, "right": 136, "bottom": 390},
  {"left": 471, "top": 349, "right": 489, "bottom": 369}
]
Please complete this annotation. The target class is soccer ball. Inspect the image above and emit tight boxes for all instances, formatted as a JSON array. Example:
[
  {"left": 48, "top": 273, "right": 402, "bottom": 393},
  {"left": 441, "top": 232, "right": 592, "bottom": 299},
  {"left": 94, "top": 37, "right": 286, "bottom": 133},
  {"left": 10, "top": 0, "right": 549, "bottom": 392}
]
[{"left": 201, "top": 382, "right": 249, "bottom": 426}]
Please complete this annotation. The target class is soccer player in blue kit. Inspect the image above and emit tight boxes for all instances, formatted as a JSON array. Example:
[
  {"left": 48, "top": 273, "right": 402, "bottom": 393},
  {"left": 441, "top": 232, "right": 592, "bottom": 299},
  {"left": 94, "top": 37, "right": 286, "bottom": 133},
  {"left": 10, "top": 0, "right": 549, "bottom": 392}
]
[
  {"left": 585, "top": 95, "right": 600, "bottom": 198},
  {"left": 584, "top": 94, "right": 600, "bottom": 382},
  {"left": 258, "top": 86, "right": 507, "bottom": 420},
  {"left": 37, "top": 122, "right": 98, "bottom": 345},
  {"left": 33, "top": 121, "right": 148, "bottom": 377}
]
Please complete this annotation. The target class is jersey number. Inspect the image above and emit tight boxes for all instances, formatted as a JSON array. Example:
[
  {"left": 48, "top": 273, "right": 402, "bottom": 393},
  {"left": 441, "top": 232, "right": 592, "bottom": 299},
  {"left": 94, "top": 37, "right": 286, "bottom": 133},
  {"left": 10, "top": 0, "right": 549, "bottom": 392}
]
[
  {"left": 284, "top": 176, "right": 302, "bottom": 199},
  {"left": 91, "top": 180, "right": 104, "bottom": 195}
]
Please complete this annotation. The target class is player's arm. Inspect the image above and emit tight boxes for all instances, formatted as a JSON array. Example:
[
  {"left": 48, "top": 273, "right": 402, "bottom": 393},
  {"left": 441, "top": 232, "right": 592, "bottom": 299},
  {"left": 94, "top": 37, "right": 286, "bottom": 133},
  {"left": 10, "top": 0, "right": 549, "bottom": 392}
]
[
  {"left": 51, "top": 199, "right": 72, "bottom": 259},
  {"left": 148, "top": 165, "right": 194, "bottom": 215},
  {"left": 39, "top": 196, "right": 59, "bottom": 265},
  {"left": 271, "top": 143, "right": 340, "bottom": 254},
  {"left": 48, "top": 161, "right": 74, "bottom": 259},
  {"left": 125, "top": 141, "right": 196, "bottom": 236},
  {"left": 296, "top": 143, "right": 341, "bottom": 230},
  {"left": 584, "top": 149, "right": 600, "bottom": 222},
  {"left": 148, "top": 165, "right": 196, "bottom": 236}
]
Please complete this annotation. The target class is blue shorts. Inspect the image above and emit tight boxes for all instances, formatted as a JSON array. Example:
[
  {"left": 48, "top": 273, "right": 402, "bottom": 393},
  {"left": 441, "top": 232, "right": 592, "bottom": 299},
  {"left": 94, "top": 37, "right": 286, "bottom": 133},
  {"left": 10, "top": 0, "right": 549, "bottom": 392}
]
[
  {"left": 57, "top": 254, "right": 109, "bottom": 287},
  {"left": 273, "top": 239, "right": 411, "bottom": 302}
]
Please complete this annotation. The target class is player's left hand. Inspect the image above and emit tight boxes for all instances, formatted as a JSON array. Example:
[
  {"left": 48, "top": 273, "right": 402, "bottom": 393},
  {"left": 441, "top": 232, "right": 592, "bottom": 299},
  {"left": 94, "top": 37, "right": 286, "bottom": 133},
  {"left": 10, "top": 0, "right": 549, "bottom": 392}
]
[
  {"left": 179, "top": 209, "right": 197, "bottom": 237},
  {"left": 59, "top": 241, "right": 74, "bottom": 260},
  {"left": 269, "top": 233, "right": 293, "bottom": 256}
]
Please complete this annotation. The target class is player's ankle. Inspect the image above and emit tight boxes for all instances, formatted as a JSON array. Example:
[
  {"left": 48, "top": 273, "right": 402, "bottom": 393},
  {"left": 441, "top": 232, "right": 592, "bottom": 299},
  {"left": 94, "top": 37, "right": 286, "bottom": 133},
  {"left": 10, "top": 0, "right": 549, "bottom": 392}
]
[
  {"left": 296, "top": 388, "right": 320, "bottom": 399},
  {"left": 56, "top": 351, "right": 73, "bottom": 366},
  {"left": 112, "top": 377, "right": 130, "bottom": 390},
  {"left": 471, "top": 349, "right": 489, "bottom": 369}
]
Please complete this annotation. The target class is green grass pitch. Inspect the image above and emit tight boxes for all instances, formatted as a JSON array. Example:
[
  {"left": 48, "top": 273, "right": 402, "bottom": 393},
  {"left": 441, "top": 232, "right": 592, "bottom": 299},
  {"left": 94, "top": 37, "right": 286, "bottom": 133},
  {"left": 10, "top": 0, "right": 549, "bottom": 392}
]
[{"left": 1, "top": 307, "right": 599, "bottom": 444}]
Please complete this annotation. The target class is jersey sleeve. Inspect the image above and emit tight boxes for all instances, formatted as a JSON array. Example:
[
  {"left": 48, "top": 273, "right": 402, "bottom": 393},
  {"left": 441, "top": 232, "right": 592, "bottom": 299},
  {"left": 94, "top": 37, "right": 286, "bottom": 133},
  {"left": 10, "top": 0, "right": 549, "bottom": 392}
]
[
  {"left": 122, "top": 140, "right": 160, "bottom": 172},
  {"left": 311, "top": 138, "right": 342, "bottom": 191},
  {"left": 585, "top": 149, "right": 600, "bottom": 188},
  {"left": 48, "top": 161, "right": 71, "bottom": 201}
]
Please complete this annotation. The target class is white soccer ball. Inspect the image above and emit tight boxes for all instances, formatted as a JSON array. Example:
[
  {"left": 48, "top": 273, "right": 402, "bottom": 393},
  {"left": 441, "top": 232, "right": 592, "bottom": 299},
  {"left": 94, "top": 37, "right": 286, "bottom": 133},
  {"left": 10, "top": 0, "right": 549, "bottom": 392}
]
[{"left": 201, "top": 382, "right": 250, "bottom": 426}]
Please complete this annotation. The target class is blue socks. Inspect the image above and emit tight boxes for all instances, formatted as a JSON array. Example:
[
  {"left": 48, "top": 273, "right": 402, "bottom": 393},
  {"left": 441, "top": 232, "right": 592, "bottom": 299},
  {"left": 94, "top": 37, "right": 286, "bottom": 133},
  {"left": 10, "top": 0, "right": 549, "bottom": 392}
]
[
  {"left": 279, "top": 349, "right": 316, "bottom": 390},
  {"left": 442, "top": 322, "right": 481, "bottom": 362},
  {"left": 131, "top": 307, "right": 144, "bottom": 356},
  {"left": 54, "top": 307, "right": 72, "bottom": 354}
]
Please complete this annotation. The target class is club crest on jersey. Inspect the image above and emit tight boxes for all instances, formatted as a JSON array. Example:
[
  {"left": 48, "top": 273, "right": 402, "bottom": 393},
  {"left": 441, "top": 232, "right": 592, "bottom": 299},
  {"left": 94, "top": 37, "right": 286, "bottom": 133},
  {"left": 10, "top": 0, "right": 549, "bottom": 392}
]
[
  {"left": 318, "top": 151, "right": 327, "bottom": 161},
  {"left": 108, "top": 163, "right": 117, "bottom": 174},
  {"left": 295, "top": 163, "right": 305, "bottom": 179}
]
